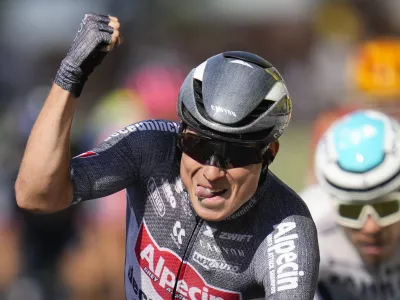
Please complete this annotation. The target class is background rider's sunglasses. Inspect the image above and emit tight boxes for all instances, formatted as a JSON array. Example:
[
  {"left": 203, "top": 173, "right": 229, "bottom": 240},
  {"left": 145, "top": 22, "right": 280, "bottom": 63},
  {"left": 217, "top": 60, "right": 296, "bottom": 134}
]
[
  {"left": 178, "top": 132, "right": 264, "bottom": 168},
  {"left": 334, "top": 194, "right": 400, "bottom": 228}
]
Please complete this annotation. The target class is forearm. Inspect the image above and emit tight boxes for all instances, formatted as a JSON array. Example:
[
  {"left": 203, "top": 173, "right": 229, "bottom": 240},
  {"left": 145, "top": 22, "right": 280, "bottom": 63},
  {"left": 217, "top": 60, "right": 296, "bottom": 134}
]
[
  {"left": 15, "top": 84, "right": 76, "bottom": 212},
  {"left": 15, "top": 13, "right": 121, "bottom": 212}
]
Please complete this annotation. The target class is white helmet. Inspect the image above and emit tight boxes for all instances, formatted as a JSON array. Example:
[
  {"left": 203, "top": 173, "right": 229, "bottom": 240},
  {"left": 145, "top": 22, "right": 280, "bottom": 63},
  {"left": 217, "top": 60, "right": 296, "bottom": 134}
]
[{"left": 315, "top": 110, "right": 400, "bottom": 202}]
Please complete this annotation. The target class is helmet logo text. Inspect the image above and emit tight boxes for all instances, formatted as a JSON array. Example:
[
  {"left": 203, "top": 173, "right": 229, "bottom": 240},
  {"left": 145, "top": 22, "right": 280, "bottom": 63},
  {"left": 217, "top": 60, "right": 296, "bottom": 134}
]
[{"left": 211, "top": 105, "right": 237, "bottom": 117}]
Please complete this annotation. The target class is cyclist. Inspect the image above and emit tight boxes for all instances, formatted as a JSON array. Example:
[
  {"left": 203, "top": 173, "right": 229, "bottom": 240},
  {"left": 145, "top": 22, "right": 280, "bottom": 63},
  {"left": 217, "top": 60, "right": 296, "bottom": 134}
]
[
  {"left": 15, "top": 13, "right": 319, "bottom": 299},
  {"left": 301, "top": 110, "right": 400, "bottom": 300},
  {"left": 305, "top": 37, "right": 400, "bottom": 186}
]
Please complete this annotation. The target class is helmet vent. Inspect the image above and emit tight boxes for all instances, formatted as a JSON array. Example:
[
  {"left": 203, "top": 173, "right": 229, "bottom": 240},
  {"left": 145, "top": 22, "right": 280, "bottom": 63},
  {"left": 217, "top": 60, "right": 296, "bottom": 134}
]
[
  {"left": 235, "top": 100, "right": 276, "bottom": 126},
  {"left": 193, "top": 79, "right": 203, "bottom": 104},
  {"left": 193, "top": 79, "right": 214, "bottom": 120}
]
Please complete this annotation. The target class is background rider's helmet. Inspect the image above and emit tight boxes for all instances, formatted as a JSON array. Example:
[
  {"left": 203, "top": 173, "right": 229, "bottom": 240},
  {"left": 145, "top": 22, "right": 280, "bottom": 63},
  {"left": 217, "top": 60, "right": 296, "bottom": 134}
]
[
  {"left": 315, "top": 110, "right": 400, "bottom": 202},
  {"left": 177, "top": 51, "right": 292, "bottom": 145}
]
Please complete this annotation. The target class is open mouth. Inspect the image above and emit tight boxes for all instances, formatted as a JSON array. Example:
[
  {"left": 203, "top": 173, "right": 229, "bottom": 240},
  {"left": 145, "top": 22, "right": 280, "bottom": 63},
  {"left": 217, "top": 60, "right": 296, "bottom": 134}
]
[
  {"left": 195, "top": 186, "right": 228, "bottom": 199},
  {"left": 359, "top": 242, "right": 385, "bottom": 255}
]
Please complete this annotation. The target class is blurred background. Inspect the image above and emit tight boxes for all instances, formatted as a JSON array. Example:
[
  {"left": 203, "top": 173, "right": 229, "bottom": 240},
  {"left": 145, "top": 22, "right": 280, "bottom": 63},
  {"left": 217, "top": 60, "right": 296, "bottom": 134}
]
[{"left": 1, "top": 0, "right": 400, "bottom": 299}]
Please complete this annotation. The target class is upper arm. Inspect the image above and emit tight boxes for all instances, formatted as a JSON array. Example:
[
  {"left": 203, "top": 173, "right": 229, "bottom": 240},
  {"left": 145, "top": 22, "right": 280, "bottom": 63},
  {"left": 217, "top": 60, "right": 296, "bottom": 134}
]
[
  {"left": 259, "top": 215, "right": 320, "bottom": 300},
  {"left": 70, "top": 120, "right": 179, "bottom": 203},
  {"left": 70, "top": 136, "right": 137, "bottom": 204}
]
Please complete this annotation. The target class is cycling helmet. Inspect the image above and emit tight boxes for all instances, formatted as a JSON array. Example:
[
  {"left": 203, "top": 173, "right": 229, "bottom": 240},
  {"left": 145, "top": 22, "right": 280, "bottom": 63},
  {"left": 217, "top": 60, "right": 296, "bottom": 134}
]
[
  {"left": 315, "top": 110, "right": 400, "bottom": 202},
  {"left": 351, "top": 38, "right": 400, "bottom": 98},
  {"left": 177, "top": 51, "right": 292, "bottom": 145}
]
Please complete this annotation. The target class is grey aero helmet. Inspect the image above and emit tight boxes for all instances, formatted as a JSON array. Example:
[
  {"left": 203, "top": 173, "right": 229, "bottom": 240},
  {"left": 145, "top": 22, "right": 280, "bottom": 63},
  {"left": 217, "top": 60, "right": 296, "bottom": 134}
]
[{"left": 177, "top": 51, "right": 292, "bottom": 145}]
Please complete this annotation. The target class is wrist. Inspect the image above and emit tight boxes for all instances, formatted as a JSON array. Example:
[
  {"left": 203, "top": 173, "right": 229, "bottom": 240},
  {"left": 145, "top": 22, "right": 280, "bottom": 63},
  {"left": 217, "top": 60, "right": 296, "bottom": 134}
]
[{"left": 54, "top": 60, "right": 87, "bottom": 98}]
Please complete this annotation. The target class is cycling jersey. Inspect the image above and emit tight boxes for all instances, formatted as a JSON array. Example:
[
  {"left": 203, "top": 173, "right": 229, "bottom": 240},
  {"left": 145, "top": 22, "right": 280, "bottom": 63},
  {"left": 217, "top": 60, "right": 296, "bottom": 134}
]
[
  {"left": 70, "top": 119, "right": 319, "bottom": 300},
  {"left": 301, "top": 185, "right": 400, "bottom": 300}
]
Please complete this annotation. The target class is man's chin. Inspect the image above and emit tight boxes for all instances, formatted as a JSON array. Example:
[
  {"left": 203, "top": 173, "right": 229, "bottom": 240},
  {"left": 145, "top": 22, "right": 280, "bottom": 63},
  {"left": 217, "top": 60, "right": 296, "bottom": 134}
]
[{"left": 192, "top": 202, "right": 230, "bottom": 221}]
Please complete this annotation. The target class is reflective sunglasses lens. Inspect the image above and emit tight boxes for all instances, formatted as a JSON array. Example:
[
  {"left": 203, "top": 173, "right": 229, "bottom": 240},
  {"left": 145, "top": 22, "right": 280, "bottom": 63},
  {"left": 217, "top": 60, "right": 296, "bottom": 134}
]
[
  {"left": 224, "top": 144, "right": 262, "bottom": 167},
  {"left": 372, "top": 200, "right": 400, "bottom": 218},
  {"left": 338, "top": 203, "right": 364, "bottom": 220},
  {"left": 179, "top": 133, "right": 262, "bottom": 167},
  {"left": 179, "top": 134, "right": 213, "bottom": 163}
]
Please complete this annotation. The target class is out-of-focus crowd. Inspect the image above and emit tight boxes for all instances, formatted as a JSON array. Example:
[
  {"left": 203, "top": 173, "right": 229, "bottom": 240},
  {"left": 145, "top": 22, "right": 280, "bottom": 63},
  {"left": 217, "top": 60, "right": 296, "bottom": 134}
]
[{"left": 1, "top": 0, "right": 400, "bottom": 299}]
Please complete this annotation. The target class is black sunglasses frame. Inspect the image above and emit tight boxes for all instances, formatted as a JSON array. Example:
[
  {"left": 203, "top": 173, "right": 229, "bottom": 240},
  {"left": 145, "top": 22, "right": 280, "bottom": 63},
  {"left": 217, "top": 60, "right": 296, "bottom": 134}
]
[{"left": 178, "top": 131, "right": 265, "bottom": 168}]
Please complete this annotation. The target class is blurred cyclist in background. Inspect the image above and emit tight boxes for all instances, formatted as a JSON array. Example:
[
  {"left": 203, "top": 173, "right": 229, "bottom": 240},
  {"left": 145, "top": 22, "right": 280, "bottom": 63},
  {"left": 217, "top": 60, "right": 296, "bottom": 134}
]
[
  {"left": 301, "top": 110, "right": 400, "bottom": 299},
  {"left": 306, "top": 38, "right": 400, "bottom": 184}
]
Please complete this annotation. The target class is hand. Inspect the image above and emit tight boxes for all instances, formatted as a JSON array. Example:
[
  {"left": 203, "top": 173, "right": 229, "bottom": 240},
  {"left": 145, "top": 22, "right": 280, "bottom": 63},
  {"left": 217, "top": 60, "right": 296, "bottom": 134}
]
[{"left": 54, "top": 13, "right": 123, "bottom": 97}]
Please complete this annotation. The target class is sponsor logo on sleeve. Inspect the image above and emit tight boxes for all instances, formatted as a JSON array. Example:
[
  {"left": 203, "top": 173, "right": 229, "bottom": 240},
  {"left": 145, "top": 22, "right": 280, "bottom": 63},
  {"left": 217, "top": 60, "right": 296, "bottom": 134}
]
[
  {"left": 134, "top": 221, "right": 241, "bottom": 299},
  {"left": 266, "top": 222, "right": 304, "bottom": 294},
  {"left": 105, "top": 120, "right": 179, "bottom": 141}
]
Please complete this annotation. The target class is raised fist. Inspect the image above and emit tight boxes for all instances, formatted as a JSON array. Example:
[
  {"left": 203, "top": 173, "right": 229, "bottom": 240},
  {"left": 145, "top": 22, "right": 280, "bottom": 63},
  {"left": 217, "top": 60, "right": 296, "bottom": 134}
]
[{"left": 54, "top": 13, "right": 123, "bottom": 97}]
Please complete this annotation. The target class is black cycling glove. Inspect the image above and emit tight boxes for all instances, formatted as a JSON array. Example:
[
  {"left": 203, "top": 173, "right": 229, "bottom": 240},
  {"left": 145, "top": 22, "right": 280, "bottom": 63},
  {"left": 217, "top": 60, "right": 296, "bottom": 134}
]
[{"left": 54, "top": 13, "right": 114, "bottom": 97}]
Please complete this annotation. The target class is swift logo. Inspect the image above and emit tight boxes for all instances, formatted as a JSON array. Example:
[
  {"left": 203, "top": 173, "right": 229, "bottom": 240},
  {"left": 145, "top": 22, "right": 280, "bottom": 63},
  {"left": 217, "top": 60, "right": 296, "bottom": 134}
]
[
  {"left": 147, "top": 178, "right": 165, "bottom": 217},
  {"left": 211, "top": 105, "right": 237, "bottom": 117},
  {"left": 202, "top": 228, "right": 253, "bottom": 243},
  {"left": 171, "top": 221, "right": 186, "bottom": 248},
  {"left": 134, "top": 222, "right": 241, "bottom": 299},
  {"left": 219, "top": 232, "right": 252, "bottom": 243},
  {"left": 267, "top": 222, "right": 304, "bottom": 294}
]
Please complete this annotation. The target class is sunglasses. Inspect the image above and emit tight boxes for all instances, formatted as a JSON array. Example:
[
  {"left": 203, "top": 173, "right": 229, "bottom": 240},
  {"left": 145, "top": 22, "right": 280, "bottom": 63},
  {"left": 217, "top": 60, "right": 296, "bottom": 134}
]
[
  {"left": 334, "top": 193, "right": 400, "bottom": 228},
  {"left": 178, "top": 132, "right": 264, "bottom": 168}
]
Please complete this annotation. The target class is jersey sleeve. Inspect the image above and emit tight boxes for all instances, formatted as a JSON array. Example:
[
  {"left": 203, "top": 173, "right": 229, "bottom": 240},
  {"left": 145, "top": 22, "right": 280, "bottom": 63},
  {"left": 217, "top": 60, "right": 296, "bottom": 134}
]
[
  {"left": 256, "top": 214, "right": 320, "bottom": 300},
  {"left": 299, "top": 185, "right": 337, "bottom": 233},
  {"left": 70, "top": 120, "right": 179, "bottom": 204}
]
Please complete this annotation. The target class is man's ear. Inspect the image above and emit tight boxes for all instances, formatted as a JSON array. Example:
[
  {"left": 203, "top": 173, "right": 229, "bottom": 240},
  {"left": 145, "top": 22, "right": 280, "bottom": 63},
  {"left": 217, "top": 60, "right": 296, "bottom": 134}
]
[
  {"left": 268, "top": 140, "right": 280, "bottom": 163},
  {"left": 262, "top": 140, "right": 280, "bottom": 169}
]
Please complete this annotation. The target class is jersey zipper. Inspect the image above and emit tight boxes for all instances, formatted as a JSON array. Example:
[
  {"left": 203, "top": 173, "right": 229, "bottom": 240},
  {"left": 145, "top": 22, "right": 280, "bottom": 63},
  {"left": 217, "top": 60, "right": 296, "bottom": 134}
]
[{"left": 171, "top": 216, "right": 204, "bottom": 298}]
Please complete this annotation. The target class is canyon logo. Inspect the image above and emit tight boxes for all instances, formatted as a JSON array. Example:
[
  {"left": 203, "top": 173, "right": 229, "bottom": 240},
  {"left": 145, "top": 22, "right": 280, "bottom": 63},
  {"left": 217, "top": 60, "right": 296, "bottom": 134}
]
[{"left": 211, "top": 105, "right": 237, "bottom": 117}]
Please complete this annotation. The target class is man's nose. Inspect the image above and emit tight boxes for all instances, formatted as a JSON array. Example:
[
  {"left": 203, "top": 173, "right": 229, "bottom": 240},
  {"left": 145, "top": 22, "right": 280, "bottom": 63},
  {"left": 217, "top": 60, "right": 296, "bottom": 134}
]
[
  {"left": 362, "top": 215, "right": 382, "bottom": 235},
  {"left": 205, "top": 153, "right": 227, "bottom": 169},
  {"left": 203, "top": 155, "right": 226, "bottom": 181}
]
